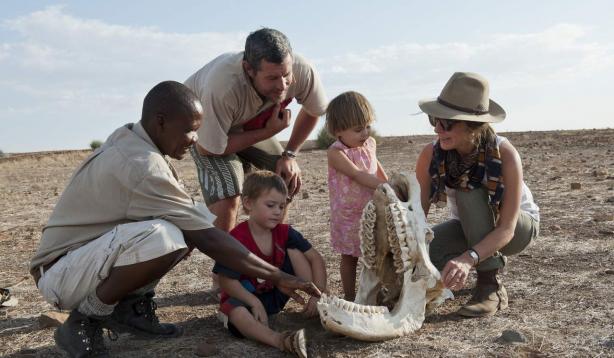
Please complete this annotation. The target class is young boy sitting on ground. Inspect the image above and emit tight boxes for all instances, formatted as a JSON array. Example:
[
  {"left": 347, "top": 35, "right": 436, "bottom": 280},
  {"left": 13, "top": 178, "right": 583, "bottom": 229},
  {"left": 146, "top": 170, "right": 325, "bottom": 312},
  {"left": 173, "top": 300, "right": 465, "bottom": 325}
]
[{"left": 213, "top": 171, "right": 327, "bottom": 357}]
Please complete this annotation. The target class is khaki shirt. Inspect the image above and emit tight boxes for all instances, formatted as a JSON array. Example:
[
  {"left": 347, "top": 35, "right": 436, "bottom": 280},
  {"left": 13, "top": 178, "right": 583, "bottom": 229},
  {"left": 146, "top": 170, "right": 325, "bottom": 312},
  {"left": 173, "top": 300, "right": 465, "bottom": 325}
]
[
  {"left": 30, "top": 122, "right": 215, "bottom": 273},
  {"left": 184, "top": 52, "right": 327, "bottom": 155}
]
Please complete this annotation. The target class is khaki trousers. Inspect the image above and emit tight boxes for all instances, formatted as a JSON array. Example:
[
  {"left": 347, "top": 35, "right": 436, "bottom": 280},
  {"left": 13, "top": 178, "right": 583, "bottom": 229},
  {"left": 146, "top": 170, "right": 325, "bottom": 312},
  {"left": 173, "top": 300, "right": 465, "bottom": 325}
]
[{"left": 429, "top": 188, "right": 539, "bottom": 272}]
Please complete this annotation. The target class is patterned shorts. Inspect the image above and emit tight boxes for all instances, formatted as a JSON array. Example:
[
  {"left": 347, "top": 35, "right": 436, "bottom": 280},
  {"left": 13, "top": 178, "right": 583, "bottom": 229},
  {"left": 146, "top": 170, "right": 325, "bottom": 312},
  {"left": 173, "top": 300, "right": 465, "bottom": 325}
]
[{"left": 190, "top": 137, "right": 282, "bottom": 205}]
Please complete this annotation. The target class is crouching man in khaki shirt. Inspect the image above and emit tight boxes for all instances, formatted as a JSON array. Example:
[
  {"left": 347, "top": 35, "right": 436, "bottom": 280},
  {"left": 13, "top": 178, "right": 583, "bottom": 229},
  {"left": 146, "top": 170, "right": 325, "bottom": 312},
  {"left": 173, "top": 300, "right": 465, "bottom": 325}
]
[{"left": 29, "top": 81, "right": 320, "bottom": 358}]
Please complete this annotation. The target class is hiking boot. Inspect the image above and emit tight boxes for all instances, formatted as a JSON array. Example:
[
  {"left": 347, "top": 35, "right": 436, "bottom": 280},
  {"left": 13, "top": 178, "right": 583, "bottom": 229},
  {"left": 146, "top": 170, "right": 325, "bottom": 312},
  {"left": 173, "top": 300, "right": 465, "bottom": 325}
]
[
  {"left": 106, "top": 292, "right": 182, "bottom": 337},
  {"left": 457, "top": 269, "right": 508, "bottom": 317},
  {"left": 54, "top": 309, "right": 109, "bottom": 358},
  {"left": 281, "top": 329, "right": 308, "bottom": 358}
]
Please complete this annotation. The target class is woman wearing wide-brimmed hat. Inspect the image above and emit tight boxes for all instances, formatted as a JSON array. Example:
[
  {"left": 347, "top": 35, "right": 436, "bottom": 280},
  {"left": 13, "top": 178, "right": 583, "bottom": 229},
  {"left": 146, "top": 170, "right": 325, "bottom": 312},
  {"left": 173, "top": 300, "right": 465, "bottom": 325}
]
[{"left": 415, "top": 72, "right": 540, "bottom": 317}]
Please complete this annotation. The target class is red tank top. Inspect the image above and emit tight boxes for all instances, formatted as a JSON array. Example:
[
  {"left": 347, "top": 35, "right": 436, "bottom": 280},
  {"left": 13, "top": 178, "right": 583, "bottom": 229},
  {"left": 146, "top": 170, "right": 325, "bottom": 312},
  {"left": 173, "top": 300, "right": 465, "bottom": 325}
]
[{"left": 227, "top": 222, "right": 290, "bottom": 293}]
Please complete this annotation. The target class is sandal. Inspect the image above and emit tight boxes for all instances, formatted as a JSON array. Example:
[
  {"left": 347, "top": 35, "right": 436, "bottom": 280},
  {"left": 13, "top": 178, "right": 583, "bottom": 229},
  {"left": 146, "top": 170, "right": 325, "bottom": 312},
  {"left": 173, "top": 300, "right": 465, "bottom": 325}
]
[{"left": 281, "top": 329, "right": 307, "bottom": 358}]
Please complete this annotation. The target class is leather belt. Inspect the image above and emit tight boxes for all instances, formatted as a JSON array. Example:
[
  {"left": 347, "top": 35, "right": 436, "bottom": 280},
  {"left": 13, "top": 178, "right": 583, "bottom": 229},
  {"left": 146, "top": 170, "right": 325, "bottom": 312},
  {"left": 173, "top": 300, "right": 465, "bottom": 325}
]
[{"left": 32, "top": 256, "right": 63, "bottom": 286}]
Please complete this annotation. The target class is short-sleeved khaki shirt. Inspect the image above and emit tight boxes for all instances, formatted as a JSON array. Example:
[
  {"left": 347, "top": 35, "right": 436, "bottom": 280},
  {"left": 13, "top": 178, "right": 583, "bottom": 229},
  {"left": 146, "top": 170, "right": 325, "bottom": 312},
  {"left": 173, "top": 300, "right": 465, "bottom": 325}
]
[
  {"left": 30, "top": 122, "right": 215, "bottom": 273},
  {"left": 184, "top": 52, "right": 327, "bottom": 155}
]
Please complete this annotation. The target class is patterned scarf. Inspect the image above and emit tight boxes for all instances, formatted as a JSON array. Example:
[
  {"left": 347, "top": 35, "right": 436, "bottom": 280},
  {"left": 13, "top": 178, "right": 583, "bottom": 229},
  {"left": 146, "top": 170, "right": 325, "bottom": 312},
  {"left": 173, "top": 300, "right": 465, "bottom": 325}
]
[{"left": 429, "top": 136, "right": 505, "bottom": 218}]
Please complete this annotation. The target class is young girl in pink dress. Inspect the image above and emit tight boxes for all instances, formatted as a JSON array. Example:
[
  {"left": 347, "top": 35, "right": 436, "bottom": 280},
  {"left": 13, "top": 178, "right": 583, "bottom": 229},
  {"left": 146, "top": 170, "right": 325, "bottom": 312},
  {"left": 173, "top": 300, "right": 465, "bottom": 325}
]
[{"left": 326, "top": 91, "right": 388, "bottom": 301}]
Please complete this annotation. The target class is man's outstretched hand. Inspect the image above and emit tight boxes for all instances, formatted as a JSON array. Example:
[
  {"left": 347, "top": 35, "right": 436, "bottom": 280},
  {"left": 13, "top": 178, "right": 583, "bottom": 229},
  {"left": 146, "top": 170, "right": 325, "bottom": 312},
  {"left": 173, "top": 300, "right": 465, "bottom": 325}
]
[{"left": 275, "top": 271, "right": 321, "bottom": 305}]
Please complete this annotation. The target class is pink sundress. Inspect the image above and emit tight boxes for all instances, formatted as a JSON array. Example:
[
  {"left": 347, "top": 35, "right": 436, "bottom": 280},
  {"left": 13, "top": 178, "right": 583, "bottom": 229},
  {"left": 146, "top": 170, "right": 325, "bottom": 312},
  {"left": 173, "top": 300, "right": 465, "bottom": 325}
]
[{"left": 328, "top": 137, "right": 378, "bottom": 257}]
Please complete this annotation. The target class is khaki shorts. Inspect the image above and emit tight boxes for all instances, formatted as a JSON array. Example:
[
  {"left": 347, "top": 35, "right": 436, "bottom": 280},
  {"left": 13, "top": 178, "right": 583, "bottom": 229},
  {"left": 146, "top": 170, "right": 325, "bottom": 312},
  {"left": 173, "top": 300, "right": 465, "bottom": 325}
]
[
  {"left": 37, "top": 220, "right": 188, "bottom": 310},
  {"left": 190, "top": 137, "right": 282, "bottom": 205}
]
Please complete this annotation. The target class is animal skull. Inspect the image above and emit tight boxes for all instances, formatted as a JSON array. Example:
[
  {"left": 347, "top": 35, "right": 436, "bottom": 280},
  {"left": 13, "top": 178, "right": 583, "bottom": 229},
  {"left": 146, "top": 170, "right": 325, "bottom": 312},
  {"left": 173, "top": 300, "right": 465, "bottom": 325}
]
[{"left": 317, "top": 172, "right": 450, "bottom": 341}]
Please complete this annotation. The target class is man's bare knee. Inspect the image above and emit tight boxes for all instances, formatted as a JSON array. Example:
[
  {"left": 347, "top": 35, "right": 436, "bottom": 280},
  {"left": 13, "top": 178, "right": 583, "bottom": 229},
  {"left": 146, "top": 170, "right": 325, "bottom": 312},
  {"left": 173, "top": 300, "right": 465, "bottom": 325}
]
[{"left": 209, "top": 196, "right": 240, "bottom": 231}]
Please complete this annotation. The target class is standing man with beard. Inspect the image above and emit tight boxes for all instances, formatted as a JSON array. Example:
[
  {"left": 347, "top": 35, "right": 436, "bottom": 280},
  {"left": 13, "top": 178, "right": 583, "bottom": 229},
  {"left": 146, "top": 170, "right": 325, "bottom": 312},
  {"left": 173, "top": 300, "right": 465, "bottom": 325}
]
[{"left": 185, "top": 28, "right": 327, "bottom": 234}]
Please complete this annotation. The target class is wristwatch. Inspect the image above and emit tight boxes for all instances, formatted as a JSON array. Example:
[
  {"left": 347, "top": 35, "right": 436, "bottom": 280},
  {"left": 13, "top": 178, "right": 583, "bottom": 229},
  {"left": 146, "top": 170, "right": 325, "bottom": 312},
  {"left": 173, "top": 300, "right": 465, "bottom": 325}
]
[
  {"left": 281, "top": 149, "right": 297, "bottom": 159},
  {"left": 468, "top": 249, "right": 480, "bottom": 266}
]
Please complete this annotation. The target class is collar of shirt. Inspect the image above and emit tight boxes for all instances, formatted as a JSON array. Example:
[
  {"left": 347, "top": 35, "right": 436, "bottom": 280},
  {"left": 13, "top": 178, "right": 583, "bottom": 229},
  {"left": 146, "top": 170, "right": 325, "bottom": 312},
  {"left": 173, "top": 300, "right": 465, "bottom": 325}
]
[
  {"left": 131, "top": 122, "right": 158, "bottom": 152},
  {"left": 130, "top": 122, "right": 179, "bottom": 180}
]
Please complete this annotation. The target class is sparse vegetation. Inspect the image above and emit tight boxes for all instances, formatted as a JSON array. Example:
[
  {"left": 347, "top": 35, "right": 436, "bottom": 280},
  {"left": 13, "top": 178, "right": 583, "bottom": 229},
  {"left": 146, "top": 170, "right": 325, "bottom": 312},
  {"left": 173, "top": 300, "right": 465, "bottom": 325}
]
[
  {"left": 0, "top": 149, "right": 5, "bottom": 158},
  {"left": 90, "top": 140, "right": 103, "bottom": 150},
  {"left": 3, "top": 129, "right": 613, "bottom": 357},
  {"left": 316, "top": 126, "right": 335, "bottom": 149}
]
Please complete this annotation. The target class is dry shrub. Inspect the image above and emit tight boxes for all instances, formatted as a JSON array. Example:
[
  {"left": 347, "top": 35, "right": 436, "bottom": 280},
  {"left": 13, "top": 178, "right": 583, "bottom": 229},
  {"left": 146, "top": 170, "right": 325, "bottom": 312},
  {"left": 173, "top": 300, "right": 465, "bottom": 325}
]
[{"left": 90, "top": 140, "right": 103, "bottom": 150}]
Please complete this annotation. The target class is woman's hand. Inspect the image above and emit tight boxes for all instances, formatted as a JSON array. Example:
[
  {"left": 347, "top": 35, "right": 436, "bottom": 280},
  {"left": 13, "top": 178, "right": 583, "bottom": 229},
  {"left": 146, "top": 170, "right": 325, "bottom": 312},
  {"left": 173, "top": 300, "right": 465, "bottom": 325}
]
[{"left": 441, "top": 252, "right": 474, "bottom": 291}]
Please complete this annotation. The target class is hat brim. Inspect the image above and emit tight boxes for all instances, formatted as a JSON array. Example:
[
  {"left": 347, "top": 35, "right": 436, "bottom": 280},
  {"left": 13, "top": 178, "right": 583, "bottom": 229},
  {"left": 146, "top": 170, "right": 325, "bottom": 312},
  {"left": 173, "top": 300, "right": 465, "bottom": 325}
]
[{"left": 418, "top": 98, "right": 506, "bottom": 123}]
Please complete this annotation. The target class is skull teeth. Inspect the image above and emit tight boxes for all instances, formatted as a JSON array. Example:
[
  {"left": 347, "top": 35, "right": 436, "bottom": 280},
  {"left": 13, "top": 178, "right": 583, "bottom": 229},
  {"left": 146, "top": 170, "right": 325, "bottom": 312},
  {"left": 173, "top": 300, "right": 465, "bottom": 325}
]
[
  {"left": 325, "top": 296, "right": 389, "bottom": 315},
  {"left": 319, "top": 174, "right": 447, "bottom": 341}
]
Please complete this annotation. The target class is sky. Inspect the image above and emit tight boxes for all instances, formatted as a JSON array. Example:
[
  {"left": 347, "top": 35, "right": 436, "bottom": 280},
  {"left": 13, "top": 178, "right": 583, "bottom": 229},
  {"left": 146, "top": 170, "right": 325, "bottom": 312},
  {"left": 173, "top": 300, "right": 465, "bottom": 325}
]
[{"left": 1, "top": 0, "right": 613, "bottom": 152}]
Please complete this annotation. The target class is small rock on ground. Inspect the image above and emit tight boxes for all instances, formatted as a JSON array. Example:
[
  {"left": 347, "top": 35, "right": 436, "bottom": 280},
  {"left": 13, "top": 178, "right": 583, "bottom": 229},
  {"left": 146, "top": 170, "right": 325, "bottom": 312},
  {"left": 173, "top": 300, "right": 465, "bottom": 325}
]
[
  {"left": 496, "top": 329, "right": 527, "bottom": 344},
  {"left": 570, "top": 182, "right": 581, "bottom": 190},
  {"left": 602, "top": 339, "right": 614, "bottom": 348},
  {"left": 195, "top": 341, "right": 219, "bottom": 357},
  {"left": 593, "top": 213, "right": 614, "bottom": 222}
]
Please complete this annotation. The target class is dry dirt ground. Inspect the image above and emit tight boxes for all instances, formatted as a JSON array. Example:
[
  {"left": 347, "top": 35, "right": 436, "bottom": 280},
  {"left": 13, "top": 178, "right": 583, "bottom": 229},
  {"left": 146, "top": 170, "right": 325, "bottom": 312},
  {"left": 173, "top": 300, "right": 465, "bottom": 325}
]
[{"left": 1, "top": 129, "right": 613, "bottom": 357}]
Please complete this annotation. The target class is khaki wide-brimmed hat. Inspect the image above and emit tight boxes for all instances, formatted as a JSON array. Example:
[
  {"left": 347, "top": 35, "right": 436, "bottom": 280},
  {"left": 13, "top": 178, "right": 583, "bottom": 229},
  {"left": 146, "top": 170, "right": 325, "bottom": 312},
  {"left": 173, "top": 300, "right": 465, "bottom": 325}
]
[{"left": 418, "top": 72, "right": 506, "bottom": 123}]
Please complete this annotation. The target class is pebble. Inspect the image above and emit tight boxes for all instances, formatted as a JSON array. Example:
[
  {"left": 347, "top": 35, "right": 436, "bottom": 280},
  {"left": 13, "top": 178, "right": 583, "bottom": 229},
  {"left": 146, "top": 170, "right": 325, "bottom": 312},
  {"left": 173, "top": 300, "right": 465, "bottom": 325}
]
[
  {"left": 496, "top": 329, "right": 527, "bottom": 344},
  {"left": 592, "top": 168, "right": 608, "bottom": 177},
  {"left": 318, "top": 188, "right": 326, "bottom": 193},
  {"left": 302, "top": 191, "right": 310, "bottom": 199},
  {"left": 195, "top": 342, "right": 219, "bottom": 357},
  {"left": 593, "top": 214, "right": 614, "bottom": 222},
  {"left": 570, "top": 182, "right": 581, "bottom": 190},
  {"left": 605, "top": 269, "right": 614, "bottom": 275},
  {"left": 39, "top": 311, "right": 69, "bottom": 328},
  {"left": 606, "top": 196, "right": 614, "bottom": 203},
  {"left": 548, "top": 224, "right": 561, "bottom": 231},
  {"left": 599, "top": 229, "right": 614, "bottom": 236}
]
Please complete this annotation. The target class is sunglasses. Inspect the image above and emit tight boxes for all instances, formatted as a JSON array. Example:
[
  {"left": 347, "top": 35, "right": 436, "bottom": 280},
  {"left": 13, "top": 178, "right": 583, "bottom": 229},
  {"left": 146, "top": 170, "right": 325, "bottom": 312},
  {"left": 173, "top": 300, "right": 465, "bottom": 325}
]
[{"left": 429, "top": 117, "right": 459, "bottom": 131}]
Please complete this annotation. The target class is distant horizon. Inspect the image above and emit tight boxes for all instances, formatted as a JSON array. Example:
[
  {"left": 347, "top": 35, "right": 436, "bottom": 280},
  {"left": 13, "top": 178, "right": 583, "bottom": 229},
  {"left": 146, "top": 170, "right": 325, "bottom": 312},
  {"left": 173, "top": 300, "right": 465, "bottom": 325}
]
[
  {"left": 2, "top": 127, "right": 612, "bottom": 155},
  {"left": 1, "top": 1, "right": 613, "bottom": 152}
]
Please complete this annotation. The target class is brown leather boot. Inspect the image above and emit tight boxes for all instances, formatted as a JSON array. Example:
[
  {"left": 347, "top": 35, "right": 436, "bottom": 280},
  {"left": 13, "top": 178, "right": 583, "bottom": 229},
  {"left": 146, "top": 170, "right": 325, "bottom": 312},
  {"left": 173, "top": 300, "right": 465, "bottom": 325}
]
[{"left": 457, "top": 269, "right": 508, "bottom": 317}]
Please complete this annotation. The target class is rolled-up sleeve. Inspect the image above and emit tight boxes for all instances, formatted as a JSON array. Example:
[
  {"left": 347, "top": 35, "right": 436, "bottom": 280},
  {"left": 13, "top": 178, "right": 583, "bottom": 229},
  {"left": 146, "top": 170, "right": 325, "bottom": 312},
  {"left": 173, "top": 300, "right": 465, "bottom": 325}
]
[{"left": 293, "top": 55, "right": 327, "bottom": 117}]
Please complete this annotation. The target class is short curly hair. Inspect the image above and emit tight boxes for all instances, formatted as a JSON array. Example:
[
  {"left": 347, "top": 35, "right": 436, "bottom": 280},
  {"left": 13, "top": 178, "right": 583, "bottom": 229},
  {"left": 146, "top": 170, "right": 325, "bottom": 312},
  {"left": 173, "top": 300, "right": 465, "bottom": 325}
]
[
  {"left": 242, "top": 170, "right": 288, "bottom": 202},
  {"left": 244, "top": 28, "right": 292, "bottom": 71}
]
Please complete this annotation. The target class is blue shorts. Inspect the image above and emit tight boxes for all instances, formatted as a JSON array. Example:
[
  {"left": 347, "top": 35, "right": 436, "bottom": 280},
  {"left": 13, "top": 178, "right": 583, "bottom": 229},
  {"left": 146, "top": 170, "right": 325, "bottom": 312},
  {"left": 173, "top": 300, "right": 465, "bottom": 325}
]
[{"left": 225, "top": 253, "right": 295, "bottom": 338}]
